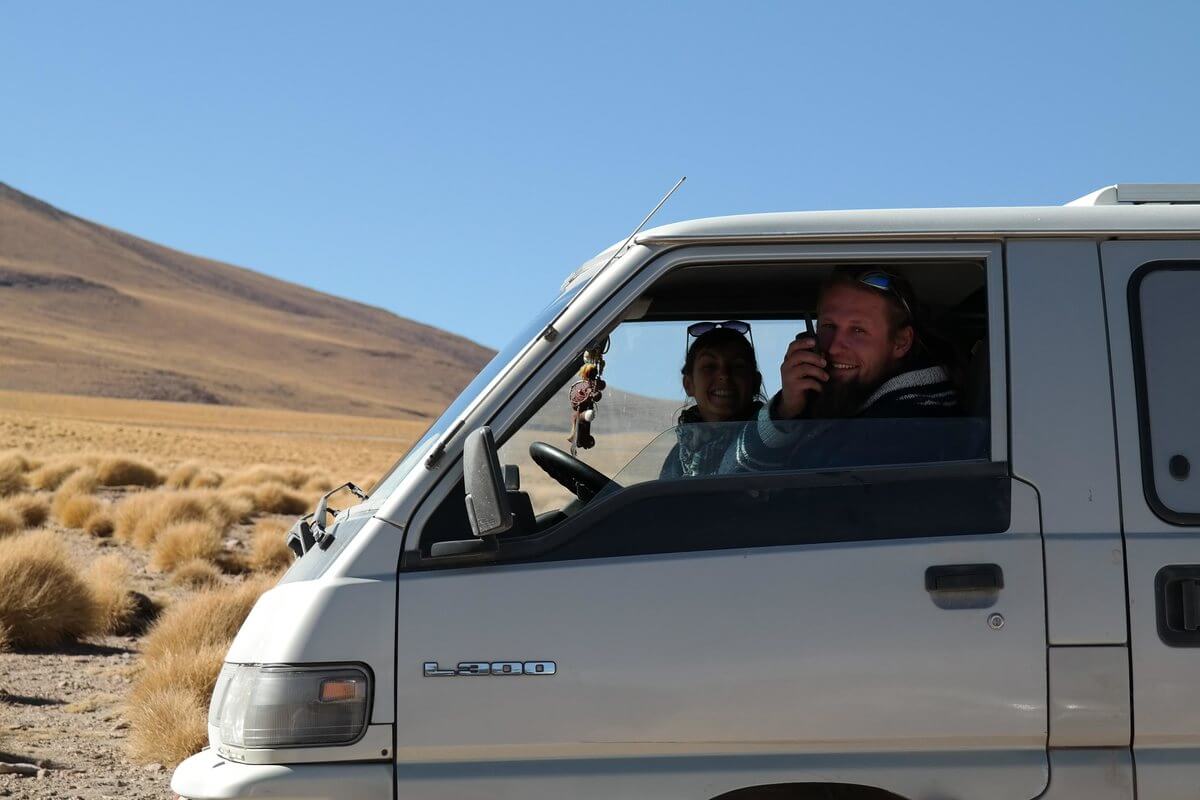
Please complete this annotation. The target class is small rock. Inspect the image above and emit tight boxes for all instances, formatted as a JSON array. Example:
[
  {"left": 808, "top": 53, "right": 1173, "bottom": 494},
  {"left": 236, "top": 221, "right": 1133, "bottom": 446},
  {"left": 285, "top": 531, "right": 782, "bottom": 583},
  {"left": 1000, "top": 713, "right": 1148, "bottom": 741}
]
[
  {"left": 36, "top": 769, "right": 49, "bottom": 778},
  {"left": 224, "top": 537, "right": 240, "bottom": 550},
  {"left": 143, "top": 762, "right": 164, "bottom": 773},
  {"left": 58, "top": 679, "right": 70, "bottom": 688},
  {"left": 111, "top": 720, "right": 129, "bottom": 731}
]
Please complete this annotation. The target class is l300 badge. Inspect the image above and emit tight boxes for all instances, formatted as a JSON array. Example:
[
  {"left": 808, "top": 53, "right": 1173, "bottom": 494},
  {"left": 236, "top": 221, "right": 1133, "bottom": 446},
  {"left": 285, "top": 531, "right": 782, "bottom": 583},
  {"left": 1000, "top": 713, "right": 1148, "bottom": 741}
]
[{"left": 423, "top": 661, "right": 556, "bottom": 676}]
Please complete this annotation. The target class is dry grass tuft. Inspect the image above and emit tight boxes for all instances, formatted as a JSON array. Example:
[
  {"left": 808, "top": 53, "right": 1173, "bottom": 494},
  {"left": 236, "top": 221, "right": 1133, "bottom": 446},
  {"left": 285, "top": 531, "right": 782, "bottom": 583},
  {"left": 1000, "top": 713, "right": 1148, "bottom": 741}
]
[
  {"left": 0, "top": 450, "right": 38, "bottom": 473},
  {"left": 96, "top": 456, "right": 161, "bottom": 488},
  {"left": 0, "top": 529, "right": 99, "bottom": 647},
  {"left": 226, "top": 464, "right": 310, "bottom": 490},
  {"left": 249, "top": 519, "right": 294, "bottom": 573},
  {"left": 84, "top": 555, "right": 137, "bottom": 635},
  {"left": 133, "top": 644, "right": 227, "bottom": 706},
  {"left": 57, "top": 466, "right": 101, "bottom": 497},
  {"left": 126, "top": 686, "right": 210, "bottom": 768},
  {"left": 165, "top": 461, "right": 223, "bottom": 490},
  {"left": 55, "top": 494, "right": 104, "bottom": 529},
  {"left": 0, "top": 507, "right": 23, "bottom": 539},
  {"left": 3, "top": 493, "right": 50, "bottom": 528},
  {"left": 28, "top": 455, "right": 94, "bottom": 490},
  {"left": 115, "top": 490, "right": 240, "bottom": 549},
  {"left": 302, "top": 473, "right": 335, "bottom": 494},
  {"left": 251, "top": 481, "right": 310, "bottom": 515},
  {"left": 217, "top": 488, "right": 256, "bottom": 522},
  {"left": 112, "top": 491, "right": 158, "bottom": 544},
  {"left": 85, "top": 510, "right": 115, "bottom": 538},
  {"left": 0, "top": 453, "right": 30, "bottom": 497},
  {"left": 171, "top": 558, "right": 224, "bottom": 588},
  {"left": 131, "top": 578, "right": 277, "bottom": 766},
  {"left": 142, "top": 574, "right": 275, "bottom": 660},
  {"left": 149, "top": 520, "right": 223, "bottom": 573}
]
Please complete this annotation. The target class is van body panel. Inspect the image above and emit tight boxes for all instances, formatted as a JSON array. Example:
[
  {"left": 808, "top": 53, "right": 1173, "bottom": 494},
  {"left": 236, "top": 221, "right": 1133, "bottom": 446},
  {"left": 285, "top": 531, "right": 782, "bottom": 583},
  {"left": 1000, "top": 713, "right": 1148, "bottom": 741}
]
[
  {"left": 171, "top": 749, "right": 392, "bottom": 799},
  {"left": 394, "top": 751, "right": 1047, "bottom": 800},
  {"left": 394, "top": 483, "right": 1046, "bottom": 799},
  {"left": 1046, "top": 646, "right": 1130, "bottom": 747},
  {"left": 635, "top": 204, "right": 1200, "bottom": 246},
  {"left": 225, "top": 576, "right": 397, "bottom": 724},
  {"left": 1039, "top": 749, "right": 1134, "bottom": 800},
  {"left": 1007, "top": 240, "right": 1126, "bottom": 644},
  {"left": 1101, "top": 240, "right": 1200, "bottom": 800}
]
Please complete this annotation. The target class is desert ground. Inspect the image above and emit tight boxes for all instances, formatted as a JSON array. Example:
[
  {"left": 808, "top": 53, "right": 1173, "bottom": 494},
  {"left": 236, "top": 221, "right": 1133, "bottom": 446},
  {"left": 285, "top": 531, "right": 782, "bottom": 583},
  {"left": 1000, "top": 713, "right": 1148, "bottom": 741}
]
[{"left": 0, "top": 389, "right": 422, "bottom": 800}]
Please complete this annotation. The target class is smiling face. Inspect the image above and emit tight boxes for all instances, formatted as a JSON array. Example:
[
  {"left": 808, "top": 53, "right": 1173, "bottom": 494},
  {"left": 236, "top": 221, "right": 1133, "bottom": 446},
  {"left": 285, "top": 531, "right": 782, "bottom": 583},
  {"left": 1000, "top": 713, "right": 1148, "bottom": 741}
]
[
  {"left": 817, "top": 284, "right": 914, "bottom": 391},
  {"left": 682, "top": 337, "right": 759, "bottom": 423}
]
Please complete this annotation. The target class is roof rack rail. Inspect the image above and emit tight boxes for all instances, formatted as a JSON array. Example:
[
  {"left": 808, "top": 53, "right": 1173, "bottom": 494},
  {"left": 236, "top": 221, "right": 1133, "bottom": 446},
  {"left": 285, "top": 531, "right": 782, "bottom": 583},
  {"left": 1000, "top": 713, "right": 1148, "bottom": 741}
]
[{"left": 1067, "top": 184, "right": 1200, "bottom": 206}]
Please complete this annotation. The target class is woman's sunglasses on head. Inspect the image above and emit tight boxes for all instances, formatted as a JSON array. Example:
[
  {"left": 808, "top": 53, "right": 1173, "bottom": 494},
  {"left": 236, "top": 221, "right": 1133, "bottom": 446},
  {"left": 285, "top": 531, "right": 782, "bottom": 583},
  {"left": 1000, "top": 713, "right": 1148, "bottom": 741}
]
[
  {"left": 685, "top": 320, "right": 754, "bottom": 362},
  {"left": 686, "top": 320, "right": 752, "bottom": 338}
]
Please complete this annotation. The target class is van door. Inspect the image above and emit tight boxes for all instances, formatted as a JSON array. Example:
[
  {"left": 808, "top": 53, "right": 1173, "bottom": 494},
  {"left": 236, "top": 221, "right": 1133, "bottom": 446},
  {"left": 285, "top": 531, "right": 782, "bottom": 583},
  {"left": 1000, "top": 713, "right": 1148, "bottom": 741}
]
[
  {"left": 392, "top": 249, "right": 1048, "bottom": 800},
  {"left": 1101, "top": 241, "right": 1200, "bottom": 800}
]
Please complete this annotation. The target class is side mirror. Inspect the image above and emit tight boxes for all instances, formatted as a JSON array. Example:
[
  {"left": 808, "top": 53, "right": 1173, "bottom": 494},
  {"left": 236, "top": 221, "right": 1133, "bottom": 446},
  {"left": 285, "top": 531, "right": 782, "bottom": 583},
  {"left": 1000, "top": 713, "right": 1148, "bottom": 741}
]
[{"left": 463, "top": 426, "right": 514, "bottom": 538}]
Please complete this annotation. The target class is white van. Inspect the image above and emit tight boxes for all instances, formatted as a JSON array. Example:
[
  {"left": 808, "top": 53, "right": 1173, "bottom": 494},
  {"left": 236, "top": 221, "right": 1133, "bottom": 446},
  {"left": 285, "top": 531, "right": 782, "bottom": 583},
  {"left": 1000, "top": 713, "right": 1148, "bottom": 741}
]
[{"left": 173, "top": 184, "right": 1200, "bottom": 800}]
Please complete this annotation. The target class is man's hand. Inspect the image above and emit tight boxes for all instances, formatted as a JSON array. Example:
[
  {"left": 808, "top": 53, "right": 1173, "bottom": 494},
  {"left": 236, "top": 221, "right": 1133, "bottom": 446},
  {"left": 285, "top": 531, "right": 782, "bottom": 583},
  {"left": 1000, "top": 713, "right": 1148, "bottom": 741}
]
[{"left": 776, "top": 334, "right": 829, "bottom": 419}]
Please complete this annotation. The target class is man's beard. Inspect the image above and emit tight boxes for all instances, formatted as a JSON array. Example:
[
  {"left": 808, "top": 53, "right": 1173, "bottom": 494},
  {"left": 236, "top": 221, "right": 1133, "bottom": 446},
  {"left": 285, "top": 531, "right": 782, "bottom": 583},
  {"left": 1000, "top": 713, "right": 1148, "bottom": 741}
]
[{"left": 809, "top": 375, "right": 878, "bottom": 419}]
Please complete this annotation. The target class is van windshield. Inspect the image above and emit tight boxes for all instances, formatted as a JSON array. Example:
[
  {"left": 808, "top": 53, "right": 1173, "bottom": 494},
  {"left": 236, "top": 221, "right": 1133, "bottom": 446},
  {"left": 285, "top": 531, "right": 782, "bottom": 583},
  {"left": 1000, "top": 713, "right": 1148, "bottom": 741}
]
[{"left": 364, "top": 282, "right": 585, "bottom": 509}]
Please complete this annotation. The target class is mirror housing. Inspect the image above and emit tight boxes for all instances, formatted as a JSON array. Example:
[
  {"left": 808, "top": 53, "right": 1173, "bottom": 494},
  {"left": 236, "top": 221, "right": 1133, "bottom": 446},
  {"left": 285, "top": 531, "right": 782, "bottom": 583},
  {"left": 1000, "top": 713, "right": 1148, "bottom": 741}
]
[{"left": 463, "top": 426, "right": 514, "bottom": 538}]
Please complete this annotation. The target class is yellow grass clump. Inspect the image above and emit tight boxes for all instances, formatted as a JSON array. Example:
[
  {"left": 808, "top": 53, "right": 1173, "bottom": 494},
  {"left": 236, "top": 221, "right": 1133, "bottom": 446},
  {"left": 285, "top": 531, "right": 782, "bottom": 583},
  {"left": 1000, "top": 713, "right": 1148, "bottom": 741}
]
[
  {"left": 149, "top": 520, "right": 224, "bottom": 573},
  {"left": 2, "top": 493, "right": 50, "bottom": 528},
  {"left": 171, "top": 558, "right": 224, "bottom": 588},
  {"left": 225, "top": 464, "right": 311, "bottom": 490},
  {"left": 84, "top": 554, "right": 137, "bottom": 635},
  {"left": 0, "top": 507, "right": 23, "bottom": 538},
  {"left": 28, "top": 455, "right": 93, "bottom": 490},
  {"left": 57, "top": 494, "right": 105, "bottom": 529},
  {"left": 85, "top": 510, "right": 115, "bottom": 538},
  {"left": 142, "top": 574, "right": 275, "bottom": 660},
  {"left": 0, "top": 453, "right": 30, "bottom": 497},
  {"left": 131, "top": 576, "right": 277, "bottom": 765},
  {"left": 96, "top": 456, "right": 161, "bottom": 488},
  {"left": 0, "top": 450, "right": 38, "bottom": 473},
  {"left": 126, "top": 687, "right": 210, "bottom": 768},
  {"left": 0, "top": 529, "right": 99, "bottom": 647},
  {"left": 165, "top": 461, "right": 223, "bottom": 490},
  {"left": 114, "top": 489, "right": 242, "bottom": 549},
  {"left": 302, "top": 473, "right": 335, "bottom": 494},
  {"left": 249, "top": 519, "right": 294, "bottom": 573},
  {"left": 252, "top": 481, "right": 310, "bottom": 515}
]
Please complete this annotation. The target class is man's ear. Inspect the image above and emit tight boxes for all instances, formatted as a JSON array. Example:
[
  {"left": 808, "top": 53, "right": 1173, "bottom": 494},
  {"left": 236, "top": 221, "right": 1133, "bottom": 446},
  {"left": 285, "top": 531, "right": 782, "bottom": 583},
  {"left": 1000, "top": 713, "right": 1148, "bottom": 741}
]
[
  {"left": 682, "top": 373, "right": 695, "bottom": 399},
  {"left": 892, "top": 324, "right": 915, "bottom": 359}
]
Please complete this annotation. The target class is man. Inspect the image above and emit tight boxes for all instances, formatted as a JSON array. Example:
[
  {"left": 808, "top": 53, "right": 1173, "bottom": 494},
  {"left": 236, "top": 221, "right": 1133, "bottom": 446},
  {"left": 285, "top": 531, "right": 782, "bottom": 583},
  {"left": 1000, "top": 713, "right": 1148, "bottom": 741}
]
[{"left": 728, "top": 267, "right": 973, "bottom": 472}]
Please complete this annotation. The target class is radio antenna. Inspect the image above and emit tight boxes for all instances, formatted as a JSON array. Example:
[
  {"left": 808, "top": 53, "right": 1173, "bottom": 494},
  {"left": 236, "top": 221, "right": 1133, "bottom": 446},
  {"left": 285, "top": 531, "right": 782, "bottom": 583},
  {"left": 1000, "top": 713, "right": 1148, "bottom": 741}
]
[{"left": 597, "top": 176, "right": 686, "bottom": 273}]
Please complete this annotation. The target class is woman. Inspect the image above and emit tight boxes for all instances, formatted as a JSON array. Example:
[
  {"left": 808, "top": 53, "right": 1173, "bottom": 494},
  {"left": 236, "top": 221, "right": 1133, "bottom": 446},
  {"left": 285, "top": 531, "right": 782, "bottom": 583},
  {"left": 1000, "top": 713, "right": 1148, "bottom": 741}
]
[{"left": 660, "top": 322, "right": 766, "bottom": 479}]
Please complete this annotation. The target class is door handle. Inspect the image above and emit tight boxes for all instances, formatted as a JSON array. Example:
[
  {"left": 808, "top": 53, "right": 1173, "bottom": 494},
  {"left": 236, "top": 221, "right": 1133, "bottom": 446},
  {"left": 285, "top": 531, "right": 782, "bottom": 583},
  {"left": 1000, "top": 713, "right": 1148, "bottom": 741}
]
[
  {"left": 925, "top": 563, "right": 1004, "bottom": 593},
  {"left": 1155, "top": 565, "right": 1200, "bottom": 646}
]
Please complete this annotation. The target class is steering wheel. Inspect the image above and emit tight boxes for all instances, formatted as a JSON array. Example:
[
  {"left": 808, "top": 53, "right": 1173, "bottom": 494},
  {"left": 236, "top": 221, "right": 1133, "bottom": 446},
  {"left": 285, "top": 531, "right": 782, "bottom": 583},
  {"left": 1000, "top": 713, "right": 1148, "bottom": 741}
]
[{"left": 529, "top": 441, "right": 612, "bottom": 502}]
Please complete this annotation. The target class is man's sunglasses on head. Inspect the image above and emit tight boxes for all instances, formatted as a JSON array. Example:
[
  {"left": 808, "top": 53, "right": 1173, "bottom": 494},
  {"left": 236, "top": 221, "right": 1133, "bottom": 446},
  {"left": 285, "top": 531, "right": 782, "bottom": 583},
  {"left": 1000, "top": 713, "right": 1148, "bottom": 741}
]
[{"left": 855, "top": 270, "right": 914, "bottom": 322}]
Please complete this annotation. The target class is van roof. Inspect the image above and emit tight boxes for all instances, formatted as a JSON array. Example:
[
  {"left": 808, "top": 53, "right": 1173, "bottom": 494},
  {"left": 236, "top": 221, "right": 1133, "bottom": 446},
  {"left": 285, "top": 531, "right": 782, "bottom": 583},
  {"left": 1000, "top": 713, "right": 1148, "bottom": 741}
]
[{"left": 562, "top": 187, "right": 1200, "bottom": 290}]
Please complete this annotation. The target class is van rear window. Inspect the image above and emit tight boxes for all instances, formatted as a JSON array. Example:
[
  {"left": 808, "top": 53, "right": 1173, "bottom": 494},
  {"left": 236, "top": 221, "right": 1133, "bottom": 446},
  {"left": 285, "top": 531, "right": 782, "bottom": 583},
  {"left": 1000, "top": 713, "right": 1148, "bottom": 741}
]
[{"left": 1131, "top": 262, "right": 1200, "bottom": 524}]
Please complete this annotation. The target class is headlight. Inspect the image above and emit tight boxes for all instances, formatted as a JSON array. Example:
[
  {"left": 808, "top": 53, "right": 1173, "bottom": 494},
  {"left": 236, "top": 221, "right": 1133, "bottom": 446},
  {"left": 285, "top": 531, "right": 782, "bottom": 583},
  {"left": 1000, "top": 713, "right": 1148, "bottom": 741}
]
[{"left": 209, "top": 663, "right": 371, "bottom": 748}]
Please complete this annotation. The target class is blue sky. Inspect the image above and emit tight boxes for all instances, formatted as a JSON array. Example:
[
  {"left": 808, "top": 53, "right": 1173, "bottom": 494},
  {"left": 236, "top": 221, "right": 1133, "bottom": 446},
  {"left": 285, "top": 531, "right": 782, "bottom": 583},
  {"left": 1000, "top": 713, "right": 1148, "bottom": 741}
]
[{"left": 3, "top": 1, "right": 1198, "bottom": 351}]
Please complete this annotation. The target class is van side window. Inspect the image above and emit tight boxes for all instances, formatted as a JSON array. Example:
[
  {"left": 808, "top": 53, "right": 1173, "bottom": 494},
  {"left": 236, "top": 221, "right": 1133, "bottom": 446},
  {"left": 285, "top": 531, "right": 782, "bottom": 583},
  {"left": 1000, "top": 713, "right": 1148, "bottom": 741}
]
[
  {"left": 1130, "top": 262, "right": 1200, "bottom": 524},
  {"left": 412, "top": 261, "right": 1005, "bottom": 567}
]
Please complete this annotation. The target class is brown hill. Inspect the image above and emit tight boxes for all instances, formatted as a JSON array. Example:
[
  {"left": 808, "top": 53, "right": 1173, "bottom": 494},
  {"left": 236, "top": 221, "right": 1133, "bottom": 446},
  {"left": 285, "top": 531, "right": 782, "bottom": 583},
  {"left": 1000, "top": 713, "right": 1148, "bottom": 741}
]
[{"left": 0, "top": 182, "right": 494, "bottom": 419}]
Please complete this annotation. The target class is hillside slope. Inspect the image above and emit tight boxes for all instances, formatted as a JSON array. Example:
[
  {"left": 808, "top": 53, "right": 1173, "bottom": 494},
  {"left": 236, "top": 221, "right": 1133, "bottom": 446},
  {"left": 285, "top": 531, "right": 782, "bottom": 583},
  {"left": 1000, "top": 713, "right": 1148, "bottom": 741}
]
[{"left": 0, "top": 183, "right": 493, "bottom": 418}]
